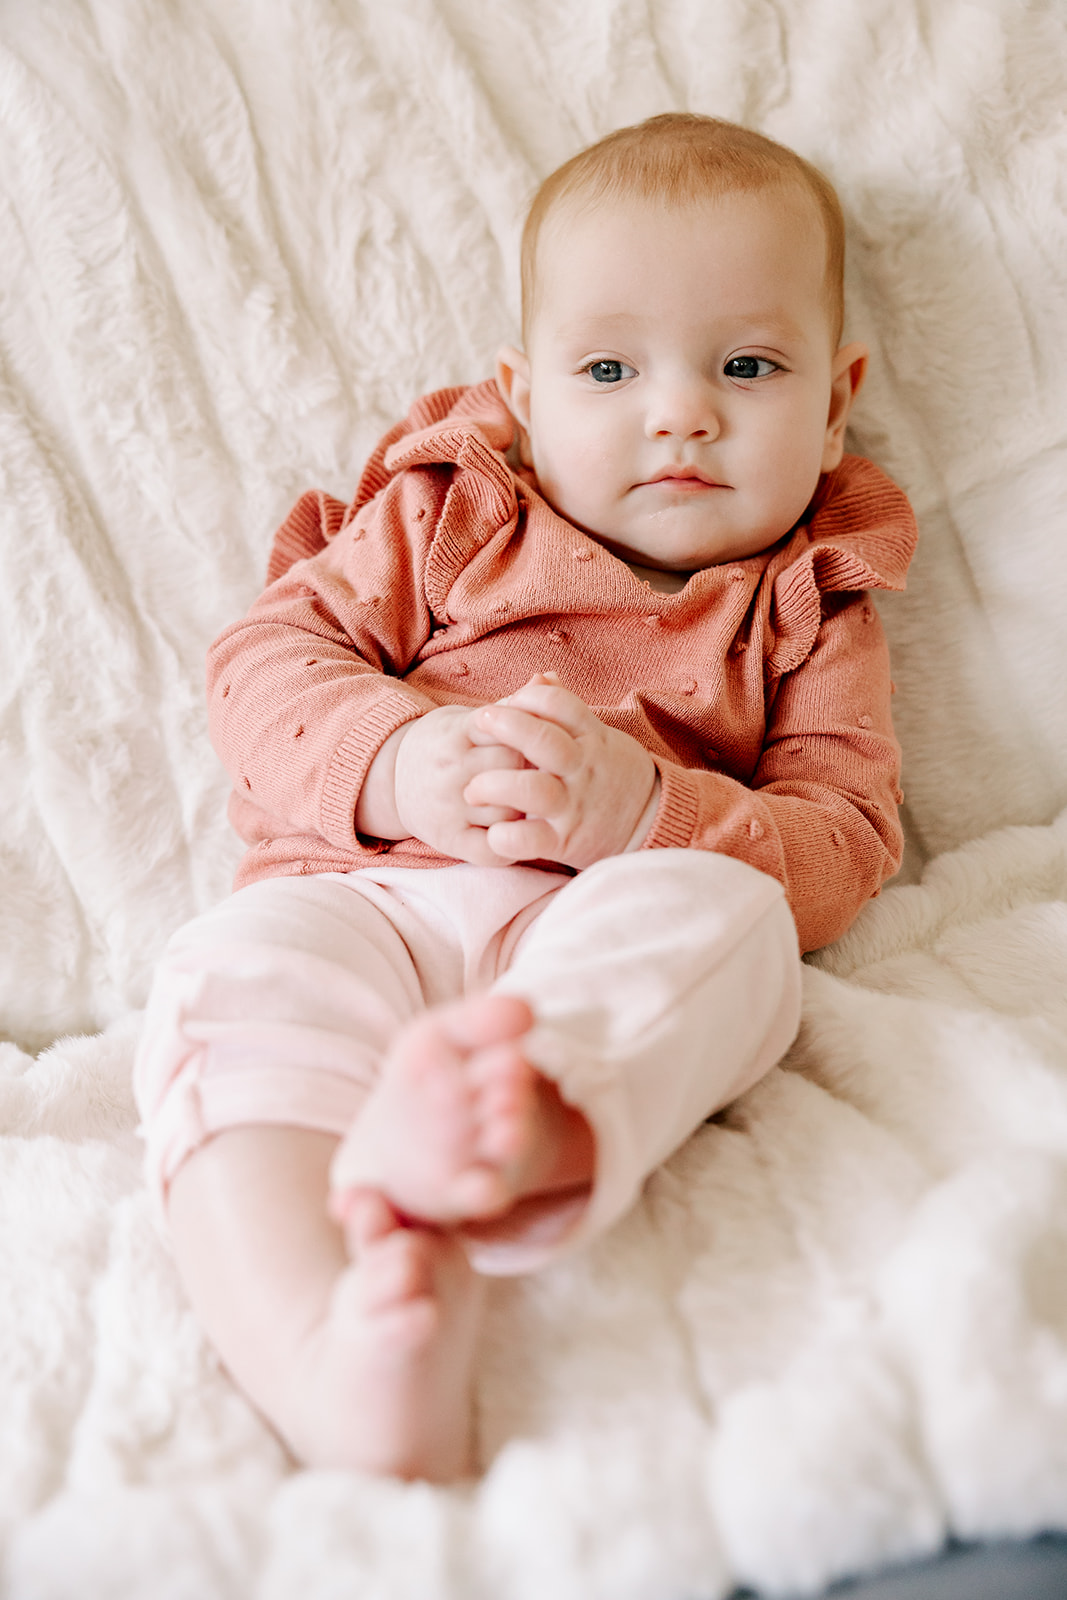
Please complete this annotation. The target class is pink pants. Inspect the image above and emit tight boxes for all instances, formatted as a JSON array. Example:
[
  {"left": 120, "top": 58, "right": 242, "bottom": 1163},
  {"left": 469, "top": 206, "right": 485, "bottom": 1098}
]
[{"left": 134, "top": 850, "right": 800, "bottom": 1273}]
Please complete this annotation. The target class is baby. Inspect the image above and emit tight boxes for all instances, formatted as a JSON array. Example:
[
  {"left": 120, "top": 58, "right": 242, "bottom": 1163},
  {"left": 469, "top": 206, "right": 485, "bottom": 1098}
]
[{"left": 135, "top": 113, "right": 916, "bottom": 1482}]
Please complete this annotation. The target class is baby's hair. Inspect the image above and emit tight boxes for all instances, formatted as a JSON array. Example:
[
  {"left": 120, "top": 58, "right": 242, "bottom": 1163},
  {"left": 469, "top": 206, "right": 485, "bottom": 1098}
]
[{"left": 521, "top": 112, "right": 846, "bottom": 345}]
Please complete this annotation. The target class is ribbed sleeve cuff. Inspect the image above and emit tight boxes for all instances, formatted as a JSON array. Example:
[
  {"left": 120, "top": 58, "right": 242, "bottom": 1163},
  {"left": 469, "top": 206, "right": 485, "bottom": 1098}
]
[
  {"left": 319, "top": 688, "right": 435, "bottom": 849},
  {"left": 642, "top": 761, "right": 701, "bottom": 850}
]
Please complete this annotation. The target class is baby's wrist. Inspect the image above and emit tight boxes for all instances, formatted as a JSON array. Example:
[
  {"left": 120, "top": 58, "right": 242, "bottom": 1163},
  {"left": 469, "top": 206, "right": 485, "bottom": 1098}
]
[
  {"left": 621, "top": 774, "right": 661, "bottom": 852},
  {"left": 355, "top": 721, "right": 415, "bottom": 840}
]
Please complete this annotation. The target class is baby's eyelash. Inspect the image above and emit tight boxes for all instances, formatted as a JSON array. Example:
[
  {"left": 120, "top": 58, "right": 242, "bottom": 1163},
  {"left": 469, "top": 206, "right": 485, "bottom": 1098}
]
[
  {"left": 723, "top": 356, "right": 780, "bottom": 380},
  {"left": 582, "top": 359, "right": 637, "bottom": 385}
]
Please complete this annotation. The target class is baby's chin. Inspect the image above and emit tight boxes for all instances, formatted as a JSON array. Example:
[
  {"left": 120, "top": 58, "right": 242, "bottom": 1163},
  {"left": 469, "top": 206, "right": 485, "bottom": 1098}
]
[
  {"left": 571, "top": 502, "right": 723, "bottom": 568},
  {"left": 546, "top": 491, "right": 782, "bottom": 571},
  {"left": 581, "top": 536, "right": 694, "bottom": 574},
  {"left": 601, "top": 507, "right": 800, "bottom": 570},
  {"left": 583, "top": 523, "right": 734, "bottom": 573}
]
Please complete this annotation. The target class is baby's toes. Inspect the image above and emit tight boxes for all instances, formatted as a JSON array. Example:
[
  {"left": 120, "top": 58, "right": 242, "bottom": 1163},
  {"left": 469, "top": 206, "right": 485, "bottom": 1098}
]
[
  {"left": 351, "top": 1228, "right": 436, "bottom": 1316},
  {"left": 329, "top": 1185, "right": 395, "bottom": 1247},
  {"left": 438, "top": 993, "right": 533, "bottom": 1054},
  {"left": 470, "top": 1048, "right": 539, "bottom": 1162},
  {"left": 388, "top": 1011, "right": 468, "bottom": 1096},
  {"left": 442, "top": 1162, "right": 515, "bottom": 1219},
  {"left": 466, "top": 1037, "right": 536, "bottom": 1092}
]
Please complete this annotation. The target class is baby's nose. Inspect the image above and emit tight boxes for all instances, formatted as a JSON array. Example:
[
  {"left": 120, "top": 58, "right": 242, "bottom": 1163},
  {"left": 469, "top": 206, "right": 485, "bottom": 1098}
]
[{"left": 645, "top": 379, "right": 721, "bottom": 440}]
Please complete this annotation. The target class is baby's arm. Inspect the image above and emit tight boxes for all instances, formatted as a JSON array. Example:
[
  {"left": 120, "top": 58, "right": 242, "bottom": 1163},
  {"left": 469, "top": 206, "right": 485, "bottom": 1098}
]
[
  {"left": 462, "top": 675, "right": 658, "bottom": 869},
  {"left": 465, "top": 589, "right": 906, "bottom": 952},
  {"left": 209, "top": 470, "right": 536, "bottom": 870}
]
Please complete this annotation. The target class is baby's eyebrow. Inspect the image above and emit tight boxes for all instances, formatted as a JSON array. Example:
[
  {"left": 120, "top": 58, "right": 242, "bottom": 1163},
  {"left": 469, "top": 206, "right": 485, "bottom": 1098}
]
[
  {"left": 551, "top": 308, "right": 813, "bottom": 347},
  {"left": 553, "top": 311, "right": 638, "bottom": 340},
  {"left": 732, "top": 312, "right": 810, "bottom": 344}
]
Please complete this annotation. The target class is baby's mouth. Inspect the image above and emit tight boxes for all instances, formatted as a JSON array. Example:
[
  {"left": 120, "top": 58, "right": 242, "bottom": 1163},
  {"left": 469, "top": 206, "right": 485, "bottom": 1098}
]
[{"left": 640, "top": 467, "right": 729, "bottom": 490}]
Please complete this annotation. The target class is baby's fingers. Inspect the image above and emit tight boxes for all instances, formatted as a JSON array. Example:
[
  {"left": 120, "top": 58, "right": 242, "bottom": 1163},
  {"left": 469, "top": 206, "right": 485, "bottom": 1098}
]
[
  {"left": 466, "top": 718, "right": 525, "bottom": 754},
  {"left": 484, "top": 816, "right": 560, "bottom": 863},
  {"left": 452, "top": 824, "right": 525, "bottom": 867},
  {"left": 465, "top": 800, "right": 525, "bottom": 827},
  {"left": 493, "top": 677, "right": 595, "bottom": 737},
  {"left": 464, "top": 740, "right": 527, "bottom": 773},
  {"left": 464, "top": 767, "right": 567, "bottom": 817},
  {"left": 473, "top": 704, "right": 579, "bottom": 776}
]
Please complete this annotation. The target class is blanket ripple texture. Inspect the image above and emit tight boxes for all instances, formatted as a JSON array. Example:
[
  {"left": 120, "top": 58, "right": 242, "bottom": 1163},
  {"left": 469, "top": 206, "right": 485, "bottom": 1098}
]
[{"left": 2, "top": 2, "right": 1067, "bottom": 1596}]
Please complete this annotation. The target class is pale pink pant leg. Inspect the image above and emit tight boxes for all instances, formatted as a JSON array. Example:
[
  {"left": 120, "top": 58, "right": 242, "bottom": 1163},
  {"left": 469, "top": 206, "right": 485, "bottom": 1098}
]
[
  {"left": 135, "top": 850, "right": 800, "bottom": 1273},
  {"left": 135, "top": 862, "right": 574, "bottom": 1207},
  {"left": 462, "top": 850, "right": 800, "bottom": 1270}
]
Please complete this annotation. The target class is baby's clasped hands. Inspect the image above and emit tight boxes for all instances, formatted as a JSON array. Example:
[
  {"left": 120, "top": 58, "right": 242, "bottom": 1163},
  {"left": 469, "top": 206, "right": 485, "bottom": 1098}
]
[
  {"left": 465, "top": 673, "right": 657, "bottom": 869},
  {"left": 382, "top": 701, "right": 524, "bottom": 866}
]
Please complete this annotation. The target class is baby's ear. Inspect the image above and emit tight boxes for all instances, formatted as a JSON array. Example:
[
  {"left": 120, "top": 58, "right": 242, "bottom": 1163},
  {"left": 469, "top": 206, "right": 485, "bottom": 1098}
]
[
  {"left": 496, "top": 345, "right": 532, "bottom": 429},
  {"left": 821, "top": 341, "right": 867, "bottom": 472}
]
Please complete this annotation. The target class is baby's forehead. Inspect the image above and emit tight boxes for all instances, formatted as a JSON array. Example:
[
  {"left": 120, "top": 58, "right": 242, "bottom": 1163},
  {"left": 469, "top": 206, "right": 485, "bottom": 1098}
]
[
  {"left": 530, "top": 183, "right": 830, "bottom": 324},
  {"left": 540, "top": 179, "right": 823, "bottom": 255}
]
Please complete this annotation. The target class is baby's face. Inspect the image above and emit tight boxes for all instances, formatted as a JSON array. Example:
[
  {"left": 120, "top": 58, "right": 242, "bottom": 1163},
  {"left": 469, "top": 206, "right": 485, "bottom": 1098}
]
[{"left": 499, "top": 188, "right": 865, "bottom": 571}]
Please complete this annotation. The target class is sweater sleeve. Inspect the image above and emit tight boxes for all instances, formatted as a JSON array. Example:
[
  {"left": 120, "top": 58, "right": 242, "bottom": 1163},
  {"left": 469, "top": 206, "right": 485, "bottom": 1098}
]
[
  {"left": 207, "top": 468, "right": 445, "bottom": 853},
  {"left": 641, "top": 591, "right": 904, "bottom": 953}
]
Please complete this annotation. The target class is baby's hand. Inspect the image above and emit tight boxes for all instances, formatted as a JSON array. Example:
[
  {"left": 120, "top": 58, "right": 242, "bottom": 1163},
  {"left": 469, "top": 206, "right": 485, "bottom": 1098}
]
[
  {"left": 364, "top": 705, "right": 527, "bottom": 865},
  {"left": 464, "top": 675, "right": 657, "bottom": 869},
  {"left": 394, "top": 705, "right": 531, "bottom": 864}
]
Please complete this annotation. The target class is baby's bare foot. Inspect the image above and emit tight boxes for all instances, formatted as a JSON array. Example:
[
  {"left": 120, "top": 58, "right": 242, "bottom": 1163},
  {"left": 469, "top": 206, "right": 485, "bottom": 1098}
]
[
  {"left": 282, "top": 1190, "right": 483, "bottom": 1480},
  {"left": 331, "top": 992, "right": 580, "bottom": 1225}
]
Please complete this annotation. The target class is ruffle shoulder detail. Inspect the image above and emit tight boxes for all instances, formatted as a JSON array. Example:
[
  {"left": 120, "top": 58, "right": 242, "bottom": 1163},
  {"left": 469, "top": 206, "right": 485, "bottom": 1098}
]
[
  {"left": 265, "top": 488, "right": 350, "bottom": 586},
  {"left": 382, "top": 381, "right": 522, "bottom": 607},
  {"left": 767, "top": 455, "right": 918, "bottom": 676},
  {"left": 263, "top": 380, "right": 517, "bottom": 585}
]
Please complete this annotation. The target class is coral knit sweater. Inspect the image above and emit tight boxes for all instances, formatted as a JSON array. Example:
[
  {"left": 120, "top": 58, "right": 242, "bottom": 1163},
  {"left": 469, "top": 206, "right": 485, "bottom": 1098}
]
[{"left": 208, "top": 380, "right": 918, "bottom": 953}]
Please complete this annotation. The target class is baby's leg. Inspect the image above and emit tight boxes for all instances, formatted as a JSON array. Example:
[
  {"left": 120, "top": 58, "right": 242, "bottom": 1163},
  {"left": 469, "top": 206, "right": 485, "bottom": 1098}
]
[
  {"left": 471, "top": 848, "right": 804, "bottom": 1270},
  {"left": 330, "top": 852, "right": 798, "bottom": 1267},
  {"left": 137, "top": 872, "right": 502, "bottom": 1479},
  {"left": 168, "top": 1124, "right": 484, "bottom": 1480}
]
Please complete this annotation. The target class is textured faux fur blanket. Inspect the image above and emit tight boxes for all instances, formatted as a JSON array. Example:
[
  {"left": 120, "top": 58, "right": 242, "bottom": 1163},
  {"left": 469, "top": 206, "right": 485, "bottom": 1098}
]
[{"left": 2, "top": 3, "right": 1067, "bottom": 1596}]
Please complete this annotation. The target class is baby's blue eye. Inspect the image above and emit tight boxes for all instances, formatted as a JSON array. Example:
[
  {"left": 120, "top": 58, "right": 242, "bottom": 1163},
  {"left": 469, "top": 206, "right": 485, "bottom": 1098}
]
[
  {"left": 586, "top": 359, "right": 635, "bottom": 384},
  {"left": 724, "top": 356, "right": 778, "bottom": 380}
]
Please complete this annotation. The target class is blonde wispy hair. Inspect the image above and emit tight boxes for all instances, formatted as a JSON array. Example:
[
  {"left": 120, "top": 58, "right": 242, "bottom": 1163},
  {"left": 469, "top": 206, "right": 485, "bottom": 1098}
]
[{"left": 520, "top": 112, "right": 846, "bottom": 345}]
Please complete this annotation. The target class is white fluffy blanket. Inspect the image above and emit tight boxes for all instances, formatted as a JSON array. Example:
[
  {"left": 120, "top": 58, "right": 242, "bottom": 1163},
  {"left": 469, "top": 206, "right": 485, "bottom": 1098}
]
[{"left": 3, "top": 3, "right": 1067, "bottom": 1595}]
